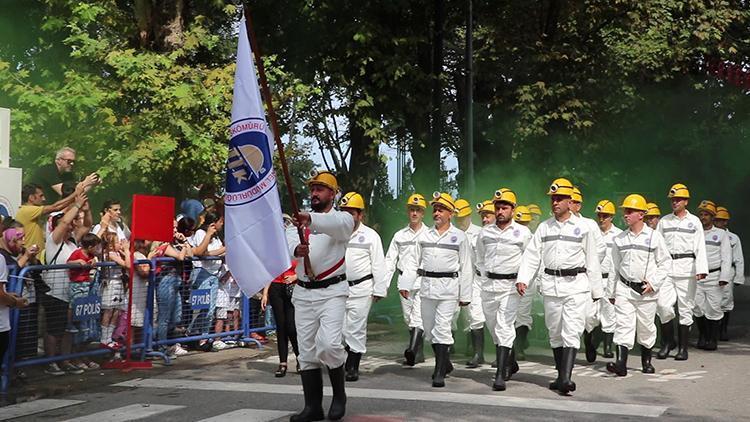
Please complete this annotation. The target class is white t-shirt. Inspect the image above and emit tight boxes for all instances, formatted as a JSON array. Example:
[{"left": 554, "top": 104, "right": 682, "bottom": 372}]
[
  {"left": 91, "top": 224, "right": 128, "bottom": 241},
  {"left": 131, "top": 251, "right": 149, "bottom": 327},
  {"left": 43, "top": 232, "right": 78, "bottom": 302},
  {"left": 0, "top": 255, "right": 10, "bottom": 332},
  {"left": 189, "top": 229, "right": 224, "bottom": 274}
]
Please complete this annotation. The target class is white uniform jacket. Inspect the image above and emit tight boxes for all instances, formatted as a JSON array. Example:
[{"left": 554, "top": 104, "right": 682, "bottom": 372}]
[
  {"left": 727, "top": 230, "right": 745, "bottom": 285},
  {"left": 703, "top": 226, "right": 732, "bottom": 285},
  {"left": 609, "top": 226, "right": 671, "bottom": 301},
  {"left": 287, "top": 209, "right": 355, "bottom": 301},
  {"left": 346, "top": 223, "right": 388, "bottom": 298},
  {"left": 405, "top": 224, "right": 473, "bottom": 302},
  {"left": 601, "top": 225, "right": 623, "bottom": 279},
  {"left": 657, "top": 211, "right": 709, "bottom": 277},
  {"left": 517, "top": 213, "right": 603, "bottom": 299},
  {"left": 384, "top": 224, "right": 427, "bottom": 291},
  {"left": 475, "top": 221, "right": 532, "bottom": 293}
]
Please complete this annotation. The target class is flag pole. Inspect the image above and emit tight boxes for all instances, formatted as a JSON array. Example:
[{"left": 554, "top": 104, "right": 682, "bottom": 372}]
[{"left": 242, "top": 6, "right": 314, "bottom": 280}]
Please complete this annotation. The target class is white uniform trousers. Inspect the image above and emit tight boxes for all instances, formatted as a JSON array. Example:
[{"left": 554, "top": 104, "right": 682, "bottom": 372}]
[
  {"left": 613, "top": 298, "right": 657, "bottom": 349},
  {"left": 657, "top": 276, "right": 696, "bottom": 325},
  {"left": 451, "top": 280, "right": 485, "bottom": 331},
  {"left": 293, "top": 295, "right": 347, "bottom": 371},
  {"left": 481, "top": 289, "right": 520, "bottom": 348},
  {"left": 543, "top": 293, "right": 589, "bottom": 349},
  {"left": 344, "top": 295, "right": 373, "bottom": 354},
  {"left": 422, "top": 297, "right": 459, "bottom": 345},
  {"left": 514, "top": 291, "right": 534, "bottom": 329},
  {"left": 721, "top": 282, "right": 735, "bottom": 312},
  {"left": 584, "top": 295, "right": 616, "bottom": 333},
  {"left": 693, "top": 283, "right": 724, "bottom": 321},
  {"left": 400, "top": 289, "right": 423, "bottom": 329}
]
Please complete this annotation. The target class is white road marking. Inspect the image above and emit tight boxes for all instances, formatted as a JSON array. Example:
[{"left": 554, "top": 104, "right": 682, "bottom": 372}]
[
  {"left": 59, "top": 403, "right": 185, "bottom": 422},
  {"left": 113, "top": 378, "right": 667, "bottom": 418},
  {"left": 0, "top": 399, "right": 84, "bottom": 421},
  {"left": 197, "top": 409, "right": 294, "bottom": 422}
]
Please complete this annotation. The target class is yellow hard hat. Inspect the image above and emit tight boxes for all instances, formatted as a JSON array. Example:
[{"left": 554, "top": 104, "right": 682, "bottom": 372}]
[
  {"left": 620, "top": 194, "right": 648, "bottom": 211},
  {"left": 307, "top": 170, "right": 339, "bottom": 192},
  {"left": 571, "top": 187, "right": 583, "bottom": 203},
  {"left": 340, "top": 192, "right": 365, "bottom": 210},
  {"left": 697, "top": 200, "right": 717, "bottom": 216},
  {"left": 547, "top": 178, "right": 574, "bottom": 196},
  {"left": 407, "top": 193, "right": 427, "bottom": 209},
  {"left": 431, "top": 192, "right": 456, "bottom": 212},
  {"left": 527, "top": 203, "right": 542, "bottom": 216},
  {"left": 493, "top": 188, "right": 517, "bottom": 207},
  {"left": 668, "top": 183, "right": 690, "bottom": 199},
  {"left": 454, "top": 198, "right": 472, "bottom": 217},
  {"left": 595, "top": 199, "right": 615, "bottom": 215},
  {"left": 476, "top": 200, "right": 494, "bottom": 214},
  {"left": 716, "top": 206, "right": 730, "bottom": 220},
  {"left": 514, "top": 205, "right": 532, "bottom": 223},
  {"left": 646, "top": 203, "right": 661, "bottom": 217}
]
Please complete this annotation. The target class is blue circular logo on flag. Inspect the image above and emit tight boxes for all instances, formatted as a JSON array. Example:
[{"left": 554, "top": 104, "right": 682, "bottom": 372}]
[{"left": 225, "top": 119, "right": 276, "bottom": 206}]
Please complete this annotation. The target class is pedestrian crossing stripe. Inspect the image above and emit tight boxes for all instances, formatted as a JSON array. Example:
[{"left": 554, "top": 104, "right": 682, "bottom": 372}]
[
  {"left": 197, "top": 409, "right": 294, "bottom": 421},
  {"left": 60, "top": 404, "right": 185, "bottom": 422},
  {"left": 113, "top": 378, "right": 667, "bottom": 418},
  {"left": 0, "top": 399, "right": 84, "bottom": 421}
]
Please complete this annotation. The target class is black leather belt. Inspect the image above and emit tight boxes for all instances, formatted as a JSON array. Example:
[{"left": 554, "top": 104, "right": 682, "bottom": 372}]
[
  {"left": 475, "top": 269, "right": 481, "bottom": 276},
  {"left": 544, "top": 267, "right": 586, "bottom": 277},
  {"left": 486, "top": 272, "right": 518, "bottom": 280},
  {"left": 348, "top": 274, "right": 373, "bottom": 286},
  {"left": 671, "top": 253, "right": 696, "bottom": 260},
  {"left": 619, "top": 273, "right": 645, "bottom": 295},
  {"left": 297, "top": 274, "right": 347, "bottom": 289},
  {"left": 709, "top": 267, "right": 721, "bottom": 273},
  {"left": 602, "top": 273, "right": 609, "bottom": 279},
  {"left": 417, "top": 269, "right": 458, "bottom": 278}
]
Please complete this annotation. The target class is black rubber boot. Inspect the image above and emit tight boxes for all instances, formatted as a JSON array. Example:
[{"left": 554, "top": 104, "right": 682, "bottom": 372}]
[
  {"left": 290, "top": 368, "right": 324, "bottom": 422},
  {"left": 504, "top": 348, "right": 519, "bottom": 381},
  {"left": 548, "top": 347, "right": 563, "bottom": 390},
  {"left": 641, "top": 347, "right": 655, "bottom": 374},
  {"left": 466, "top": 328, "right": 485, "bottom": 368},
  {"left": 656, "top": 322, "right": 676, "bottom": 359},
  {"left": 432, "top": 344, "right": 450, "bottom": 388},
  {"left": 493, "top": 346, "right": 511, "bottom": 391},
  {"left": 327, "top": 365, "right": 347, "bottom": 421},
  {"left": 720, "top": 312, "right": 730, "bottom": 341},
  {"left": 345, "top": 351, "right": 362, "bottom": 382},
  {"left": 415, "top": 332, "right": 426, "bottom": 363},
  {"left": 704, "top": 319, "right": 718, "bottom": 351},
  {"left": 584, "top": 330, "right": 597, "bottom": 363},
  {"left": 515, "top": 326, "right": 530, "bottom": 361},
  {"left": 674, "top": 324, "right": 690, "bottom": 361},
  {"left": 602, "top": 332, "right": 614, "bottom": 358},
  {"left": 404, "top": 328, "right": 424, "bottom": 366},
  {"left": 606, "top": 345, "right": 628, "bottom": 377},
  {"left": 695, "top": 316, "right": 707, "bottom": 349},
  {"left": 559, "top": 347, "right": 577, "bottom": 394}
]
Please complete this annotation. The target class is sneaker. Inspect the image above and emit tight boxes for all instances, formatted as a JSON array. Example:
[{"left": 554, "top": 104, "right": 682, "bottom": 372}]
[
  {"left": 250, "top": 332, "right": 268, "bottom": 344},
  {"left": 86, "top": 361, "right": 100, "bottom": 370},
  {"left": 44, "top": 363, "right": 65, "bottom": 376},
  {"left": 75, "top": 362, "right": 89, "bottom": 370},
  {"left": 212, "top": 340, "right": 228, "bottom": 351},
  {"left": 223, "top": 339, "right": 236, "bottom": 345},
  {"left": 174, "top": 344, "right": 189, "bottom": 356},
  {"left": 65, "top": 324, "right": 79, "bottom": 334},
  {"left": 61, "top": 362, "right": 84, "bottom": 375}
]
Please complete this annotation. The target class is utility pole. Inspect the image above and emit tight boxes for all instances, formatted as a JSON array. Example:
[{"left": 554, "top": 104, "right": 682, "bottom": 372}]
[{"left": 465, "top": 0, "right": 475, "bottom": 197}]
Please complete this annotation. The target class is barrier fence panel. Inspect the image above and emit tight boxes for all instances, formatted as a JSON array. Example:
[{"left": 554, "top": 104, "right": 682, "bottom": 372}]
[{"left": 1, "top": 256, "right": 276, "bottom": 392}]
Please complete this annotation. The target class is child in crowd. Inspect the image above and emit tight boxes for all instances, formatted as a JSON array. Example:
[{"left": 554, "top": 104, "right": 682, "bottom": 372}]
[
  {"left": 99, "top": 232, "right": 130, "bottom": 347},
  {"left": 66, "top": 233, "right": 101, "bottom": 370}
]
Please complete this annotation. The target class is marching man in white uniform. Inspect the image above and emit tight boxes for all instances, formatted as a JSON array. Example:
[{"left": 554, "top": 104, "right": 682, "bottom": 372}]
[
  {"left": 645, "top": 203, "right": 661, "bottom": 230},
  {"left": 476, "top": 188, "right": 532, "bottom": 391},
  {"left": 384, "top": 194, "right": 428, "bottom": 366},
  {"left": 655, "top": 183, "right": 708, "bottom": 361},
  {"left": 714, "top": 206, "right": 744, "bottom": 341},
  {"left": 453, "top": 199, "right": 486, "bottom": 368},
  {"left": 516, "top": 178, "right": 603, "bottom": 395},
  {"left": 586, "top": 200, "right": 622, "bottom": 362},
  {"left": 402, "top": 192, "right": 473, "bottom": 388},
  {"left": 339, "top": 192, "right": 388, "bottom": 382},
  {"left": 512, "top": 205, "right": 536, "bottom": 361},
  {"left": 694, "top": 200, "right": 732, "bottom": 351},
  {"left": 288, "top": 171, "right": 354, "bottom": 422},
  {"left": 606, "top": 194, "right": 671, "bottom": 377}
]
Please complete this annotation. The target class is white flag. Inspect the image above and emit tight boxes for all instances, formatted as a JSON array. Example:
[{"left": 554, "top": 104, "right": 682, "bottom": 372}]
[{"left": 224, "top": 17, "right": 291, "bottom": 296}]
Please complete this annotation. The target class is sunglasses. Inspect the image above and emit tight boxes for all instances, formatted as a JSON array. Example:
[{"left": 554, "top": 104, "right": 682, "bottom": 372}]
[{"left": 58, "top": 158, "right": 75, "bottom": 165}]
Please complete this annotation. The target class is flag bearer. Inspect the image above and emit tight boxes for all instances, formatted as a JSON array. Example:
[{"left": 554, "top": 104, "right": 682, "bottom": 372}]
[
  {"left": 384, "top": 194, "right": 428, "bottom": 366},
  {"left": 288, "top": 171, "right": 354, "bottom": 422},
  {"left": 516, "top": 178, "right": 603, "bottom": 395},
  {"left": 606, "top": 194, "right": 671, "bottom": 377},
  {"left": 339, "top": 192, "right": 388, "bottom": 381}
]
